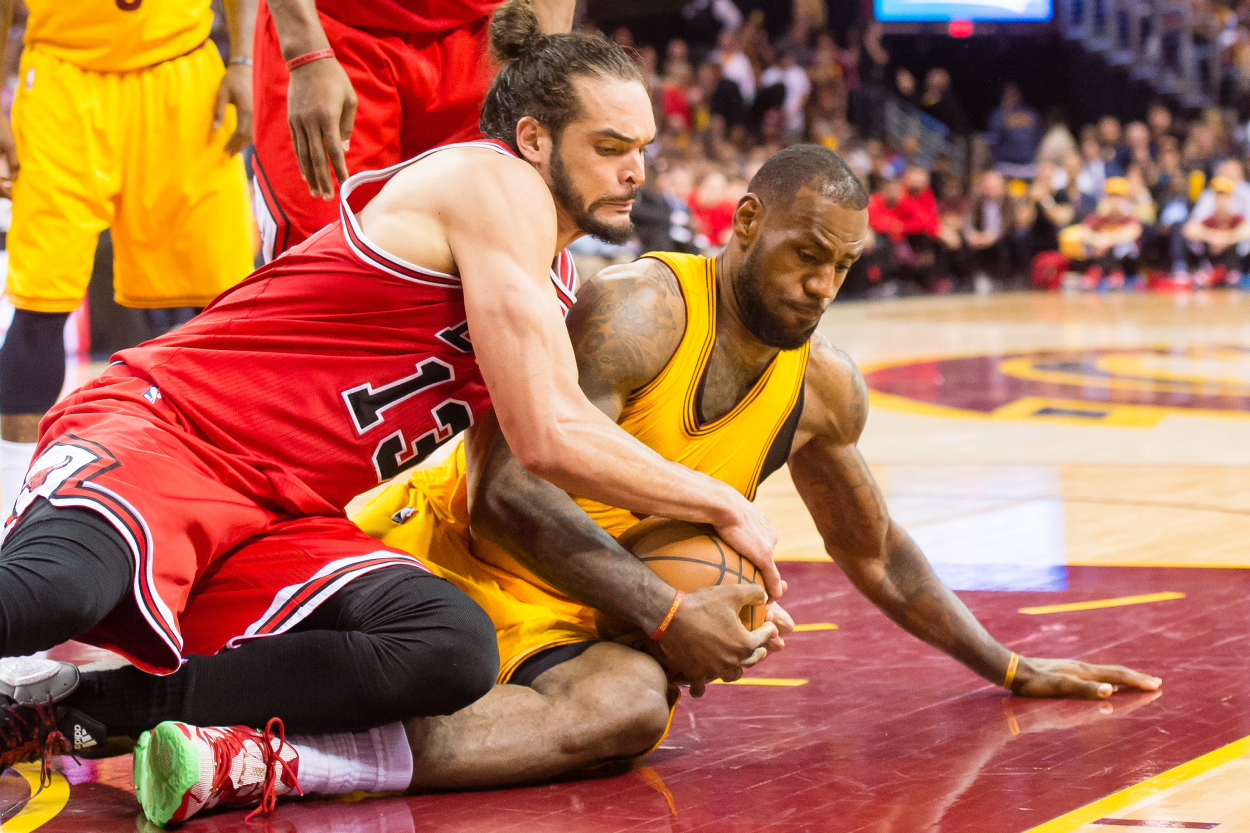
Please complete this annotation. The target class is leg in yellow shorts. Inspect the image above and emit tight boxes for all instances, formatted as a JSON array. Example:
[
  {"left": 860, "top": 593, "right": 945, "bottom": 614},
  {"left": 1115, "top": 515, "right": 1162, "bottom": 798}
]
[
  {"left": 6, "top": 41, "right": 252, "bottom": 313},
  {"left": 353, "top": 444, "right": 678, "bottom": 788}
]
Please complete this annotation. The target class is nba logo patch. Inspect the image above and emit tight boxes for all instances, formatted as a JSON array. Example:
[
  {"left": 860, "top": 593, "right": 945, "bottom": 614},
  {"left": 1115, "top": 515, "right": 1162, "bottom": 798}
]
[{"left": 143, "top": 386, "right": 161, "bottom": 405}]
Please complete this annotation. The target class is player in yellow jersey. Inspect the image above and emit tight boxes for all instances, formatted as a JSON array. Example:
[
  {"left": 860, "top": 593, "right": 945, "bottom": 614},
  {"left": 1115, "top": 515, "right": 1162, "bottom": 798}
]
[
  {"left": 0, "top": 0, "right": 256, "bottom": 515},
  {"left": 138, "top": 146, "right": 1162, "bottom": 813}
]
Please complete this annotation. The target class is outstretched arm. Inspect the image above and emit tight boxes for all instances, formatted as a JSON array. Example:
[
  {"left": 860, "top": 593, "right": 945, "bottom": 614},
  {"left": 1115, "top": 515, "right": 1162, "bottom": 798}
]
[{"left": 787, "top": 334, "right": 1162, "bottom": 699}]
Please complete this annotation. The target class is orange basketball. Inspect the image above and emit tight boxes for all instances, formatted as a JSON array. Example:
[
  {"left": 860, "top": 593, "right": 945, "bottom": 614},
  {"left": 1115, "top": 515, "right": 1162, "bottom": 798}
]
[{"left": 595, "top": 517, "right": 767, "bottom": 639}]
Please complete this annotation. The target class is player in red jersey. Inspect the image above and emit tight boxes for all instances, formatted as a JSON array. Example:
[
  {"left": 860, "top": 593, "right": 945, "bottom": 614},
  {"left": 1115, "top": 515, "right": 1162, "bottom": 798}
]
[
  {"left": 252, "top": 0, "right": 575, "bottom": 260},
  {"left": 0, "top": 3, "right": 779, "bottom": 802}
]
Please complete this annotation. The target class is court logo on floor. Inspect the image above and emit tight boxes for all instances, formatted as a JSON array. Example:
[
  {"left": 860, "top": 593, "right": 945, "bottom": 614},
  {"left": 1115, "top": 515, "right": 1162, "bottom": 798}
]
[{"left": 863, "top": 345, "right": 1250, "bottom": 425}]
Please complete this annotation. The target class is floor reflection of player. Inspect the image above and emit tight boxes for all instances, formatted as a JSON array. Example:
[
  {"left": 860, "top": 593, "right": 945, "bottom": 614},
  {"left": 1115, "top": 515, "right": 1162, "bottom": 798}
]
[
  {"left": 136, "top": 145, "right": 1162, "bottom": 819},
  {"left": 0, "top": 7, "right": 781, "bottom": 826}
]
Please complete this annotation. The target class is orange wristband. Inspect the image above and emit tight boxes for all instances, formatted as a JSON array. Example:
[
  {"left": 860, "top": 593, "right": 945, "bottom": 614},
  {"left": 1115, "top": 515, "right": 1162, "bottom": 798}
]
[
  {"left": 650, "top": 590, "right": 685, "bottom": 641},
  {"left": 286, "top": 48, "right": 335, "bottom": 72},
  {"left": 1003, "top": 652, "right": 1020, "bottom": 690}
]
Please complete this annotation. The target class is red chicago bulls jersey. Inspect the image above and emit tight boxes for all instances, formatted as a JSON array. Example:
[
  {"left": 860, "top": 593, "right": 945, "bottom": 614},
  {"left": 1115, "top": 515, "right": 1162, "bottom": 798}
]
[
  {"left": 316, "top": 0, "right": 497, "bottom": 34},
  {"left": 111, "top": 139, "right": 578, "bottom": 512}
]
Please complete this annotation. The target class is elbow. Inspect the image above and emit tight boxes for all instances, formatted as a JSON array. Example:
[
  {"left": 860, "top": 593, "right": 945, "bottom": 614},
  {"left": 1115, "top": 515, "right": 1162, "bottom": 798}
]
[{"left": 507, "top": 424, "right": 572, "bottom": 482}]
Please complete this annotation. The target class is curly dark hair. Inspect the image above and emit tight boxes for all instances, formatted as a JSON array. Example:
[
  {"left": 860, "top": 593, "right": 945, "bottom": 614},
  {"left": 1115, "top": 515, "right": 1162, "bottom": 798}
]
[{"left": 480, "top": 0, "right": 645, "bottom": 154}]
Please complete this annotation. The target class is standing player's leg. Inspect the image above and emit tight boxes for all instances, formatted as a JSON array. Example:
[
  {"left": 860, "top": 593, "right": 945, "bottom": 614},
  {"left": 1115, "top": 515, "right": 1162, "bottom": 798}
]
[
  {"left": 110, "top": 42, "right": 252, "bottom": 318},
  {"left": 251, "top": 7, "right": 404, "bottom": 261},
  {"left": 0, "top": 49, "right": 117, "bottom": 515}
]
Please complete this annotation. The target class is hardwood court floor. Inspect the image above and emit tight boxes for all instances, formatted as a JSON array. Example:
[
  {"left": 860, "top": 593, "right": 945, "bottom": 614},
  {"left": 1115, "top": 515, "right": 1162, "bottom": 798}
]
[{"left": 5, "top": 290, "right": 1250, "bottom": 832}]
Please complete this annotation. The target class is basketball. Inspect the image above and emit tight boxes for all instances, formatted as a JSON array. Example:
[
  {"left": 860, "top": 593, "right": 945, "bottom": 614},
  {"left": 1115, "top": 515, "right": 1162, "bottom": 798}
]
[{"left": 594, "top": 517, "right": 767, "bottom": 640}]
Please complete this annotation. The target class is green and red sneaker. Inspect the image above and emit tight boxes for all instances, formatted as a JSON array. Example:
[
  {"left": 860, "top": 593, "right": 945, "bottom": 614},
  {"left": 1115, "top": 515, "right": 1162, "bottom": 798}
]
[{"left": 133, "top": 718, "right": 302, "bottom": 828}]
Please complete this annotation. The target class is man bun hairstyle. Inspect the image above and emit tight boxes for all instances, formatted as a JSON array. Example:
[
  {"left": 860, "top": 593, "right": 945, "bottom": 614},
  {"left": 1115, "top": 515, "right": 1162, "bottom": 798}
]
[
  {"left": 481, "top": 0, "right": 645, "bottom": 155},
  {"left": 748, "top": 144, "right": 870, "bottom": 211},
  {"left": 488, "top": 0, "right": 548, "bottom": 61}
]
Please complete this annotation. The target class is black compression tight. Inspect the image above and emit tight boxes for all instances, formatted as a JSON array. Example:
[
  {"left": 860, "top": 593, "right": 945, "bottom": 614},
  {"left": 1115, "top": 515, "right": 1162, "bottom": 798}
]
[{"left": 0, "top": 498, "right": 499, "bottom": 735}]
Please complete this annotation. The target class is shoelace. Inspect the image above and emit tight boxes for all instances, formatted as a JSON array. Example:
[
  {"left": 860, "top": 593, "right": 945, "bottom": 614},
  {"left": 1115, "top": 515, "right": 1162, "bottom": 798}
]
[
  {"left": 244, "top": 718, "right": 302, "bottom": 823},
  {"left": 0, "top": 699, "right": 71, "bottom": 818}
]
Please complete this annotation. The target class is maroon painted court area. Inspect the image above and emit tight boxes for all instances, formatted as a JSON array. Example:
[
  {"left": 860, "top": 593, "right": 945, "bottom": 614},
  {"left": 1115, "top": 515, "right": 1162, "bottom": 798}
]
[
  {"left": 862, "top": 347, "right": 1250, "bottom": 415},
  {"left": 10, "top": 561, "right": 1250, "bottom": 832}
]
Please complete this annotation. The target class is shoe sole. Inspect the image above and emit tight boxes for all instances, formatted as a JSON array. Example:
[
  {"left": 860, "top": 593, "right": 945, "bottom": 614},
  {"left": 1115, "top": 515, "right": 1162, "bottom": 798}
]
[{"left": 133, "top": 722, "right": 199, "bottom": 828}]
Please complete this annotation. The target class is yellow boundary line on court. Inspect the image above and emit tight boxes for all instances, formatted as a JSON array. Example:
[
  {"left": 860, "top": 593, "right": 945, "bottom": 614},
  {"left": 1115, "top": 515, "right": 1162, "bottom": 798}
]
[
  {"left": 2, "top": 765, "right": 70, "bottom": 833},
  {"left": 712, "top": 678, "right": 808, "bottom": 687},
  {"left": 1019, "top": 592, "right": 1186, "bottom": 614},
  {"left": 791, "top": 623, "right": 838, "bottom": 632},
  {"left": 1023, "top": 735, "right": 1250, "bottom": 833}
]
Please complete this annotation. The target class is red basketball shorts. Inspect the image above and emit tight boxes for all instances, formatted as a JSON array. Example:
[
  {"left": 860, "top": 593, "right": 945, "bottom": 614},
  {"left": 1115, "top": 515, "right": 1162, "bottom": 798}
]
[
  {"left": 251, "top": 5, "right": 492, "bottom": 260},
  {"left": 3, "top": 375, "right": 429, "bottom": 676}
]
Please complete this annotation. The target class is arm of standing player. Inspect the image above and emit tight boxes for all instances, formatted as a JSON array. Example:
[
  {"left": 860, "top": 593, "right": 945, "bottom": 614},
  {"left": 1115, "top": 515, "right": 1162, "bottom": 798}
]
[
  {"left": 787, "top": 334, "right": 1163, "bottom": 699},
  {"left": 529, "top": 0, "right": 577, "bottom": 34},
  {"left": 463, "top": 263, "right": 777, "bottom": 695},
  {"left": 0, "top": 0, "right": 17, "bottom": 193},
  {"left": 267, "top": 0, "right": 357, "bottom": 199},
  {"left": 216, "top": 0, "right": 257, "bottom": 156}
]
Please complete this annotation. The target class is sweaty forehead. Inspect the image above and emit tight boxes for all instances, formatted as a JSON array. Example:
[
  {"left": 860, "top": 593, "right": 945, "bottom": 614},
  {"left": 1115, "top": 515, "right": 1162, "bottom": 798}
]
[
  {"left": 765, "top": 187, "right": 868, "bottom": 253},
  {"left": 568, "top": 76, "right": 654, "bottom": 140}
]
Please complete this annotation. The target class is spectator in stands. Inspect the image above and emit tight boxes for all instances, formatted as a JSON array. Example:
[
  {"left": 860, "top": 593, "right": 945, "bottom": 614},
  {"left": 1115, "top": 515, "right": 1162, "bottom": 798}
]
[
  {"left": 1125, "top": 121, "right": 1155, "bottom": 177},
  {"left": 1062, "top": 177, "right": 1144, "bottom": 290},
  {"left": 1148, "top": 100, "right": 1180, "bottom": 152},
  {"left": 900, "top": 165, "right": 960, "bottom": 290},
  {"left": 695, "top": 60, "right": 746, "bottom": 132},
  {"left": 761, "top": 49, "right": 812, "bottom": 137},
  {"left": 1183, "top": 123, "right": 1219, "bottom": 180},
  {"left": 1036, "top": 107, "right": 1078, "bottom": 168},
  {"left": 852, "top": 21, "right": 890, "bottom": 139},
  {"left": 918, "top": 68, "right": 970, "bottom": 138},
  {"left": 986, "top": 82, "right": 1042, "bottom": 179},
  {"left": 714, "top": 28, "right": 756, "bottom": 106},
  {"left": 1182, "top": 174, "right": 1250, "bottom": 286},
  {"left": 1059, "top": 150, "right": 1099, "bottom": 223},
  {"left": 963, "top": 170, "right": 1017, "bottom": 289},
  {"left": 660, "top": 61, "right": 695, "bottom": 135},
  {"left": 1078, "top": 131, "right": 1110, "bottom": 197},
  {"left": 1024, "top": 161, "right": 1077, "bottom": 253},
  {"left": 895, "top": 67, "right": 917, "bottom": 103},
  {"left": 1097, "top": 116, "right": 1132, "bottom": 172},
  {"left": 632, "top": 165, "right": 698, "bottom": 255},
  {"left": 688, "top": 170, "right": 737, "bottom": 251}
]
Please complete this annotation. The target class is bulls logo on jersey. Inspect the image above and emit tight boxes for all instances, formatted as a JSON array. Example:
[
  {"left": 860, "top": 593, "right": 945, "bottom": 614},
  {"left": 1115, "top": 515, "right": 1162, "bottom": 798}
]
[{"left": 25, "top": 456, "right": 73, "bottom": 491}]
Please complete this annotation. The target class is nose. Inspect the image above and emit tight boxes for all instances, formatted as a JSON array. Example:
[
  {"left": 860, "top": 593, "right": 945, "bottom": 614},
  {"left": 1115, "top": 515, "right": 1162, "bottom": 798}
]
[
  {"left": 622, "top": 148, "right": 645, "bottom": 188},
  {"left": 806, "top": 265, "right": 841, "bottom": 302}
]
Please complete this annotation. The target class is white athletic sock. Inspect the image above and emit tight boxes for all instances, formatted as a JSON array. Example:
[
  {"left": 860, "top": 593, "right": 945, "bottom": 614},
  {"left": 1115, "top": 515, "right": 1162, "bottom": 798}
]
[
  {"left": 0, "top": 439, "right": 36, "bottom": 519},
  {"left": 287, "top": 722, "right": 413, "bottom": 796}
]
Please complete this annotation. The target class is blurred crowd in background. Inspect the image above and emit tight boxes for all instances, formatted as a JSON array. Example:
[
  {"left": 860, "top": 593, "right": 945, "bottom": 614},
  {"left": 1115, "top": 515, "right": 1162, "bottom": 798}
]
[{"left": 568, "top": 0, "right": 1250, "bottom": 297}]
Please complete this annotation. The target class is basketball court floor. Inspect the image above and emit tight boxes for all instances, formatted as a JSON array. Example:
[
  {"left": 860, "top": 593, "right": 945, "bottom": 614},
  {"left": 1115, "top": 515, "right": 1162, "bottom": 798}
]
[{"left": 4, "top": 290, "right": 1250, "bottom": 832}]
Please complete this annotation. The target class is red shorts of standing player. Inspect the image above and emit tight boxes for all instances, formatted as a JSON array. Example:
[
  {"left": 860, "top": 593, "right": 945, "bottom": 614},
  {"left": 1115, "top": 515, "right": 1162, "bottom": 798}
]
[{"left": 251, "top": 0, "right": 574, "bottom": 261}]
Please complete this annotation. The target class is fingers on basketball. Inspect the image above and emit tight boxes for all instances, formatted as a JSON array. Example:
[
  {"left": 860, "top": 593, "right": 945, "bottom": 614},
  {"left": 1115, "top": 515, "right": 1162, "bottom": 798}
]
[{"left": 621, "top": 518, "right": 769, "bottom": 631}]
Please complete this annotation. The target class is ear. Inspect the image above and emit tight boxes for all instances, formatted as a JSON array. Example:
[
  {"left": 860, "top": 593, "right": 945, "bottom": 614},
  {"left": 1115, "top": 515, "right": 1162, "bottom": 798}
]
[
  {"left": 732, "top": 193, "right": 766, "bottom": 246},
  {"left": 515, "top": 116, "right": 552, "bottom": 167}
]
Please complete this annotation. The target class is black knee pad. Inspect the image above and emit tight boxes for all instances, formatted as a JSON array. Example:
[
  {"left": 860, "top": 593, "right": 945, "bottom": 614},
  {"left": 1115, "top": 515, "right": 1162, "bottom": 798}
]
[{"left": 0, "top": 309, "right": 70, "bottom": 414}]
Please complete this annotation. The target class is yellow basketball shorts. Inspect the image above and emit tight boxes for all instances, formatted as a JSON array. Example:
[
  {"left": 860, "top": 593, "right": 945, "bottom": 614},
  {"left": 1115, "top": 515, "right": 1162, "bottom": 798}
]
[
  {"left": 7, "top": 42, "right": 253, "bottom": 312},
  {"left": 354, "top": 444, "right": 601, "bottom": 684}
]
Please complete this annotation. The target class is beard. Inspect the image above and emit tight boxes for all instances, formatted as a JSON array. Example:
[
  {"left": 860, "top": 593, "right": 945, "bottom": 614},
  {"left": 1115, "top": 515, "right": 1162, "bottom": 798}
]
[
  {"left": 549, "top": 141, "right": 637, "bottom": 245},
  {"left": 734, "top": 244, "right": 823, "bottom": 351}
]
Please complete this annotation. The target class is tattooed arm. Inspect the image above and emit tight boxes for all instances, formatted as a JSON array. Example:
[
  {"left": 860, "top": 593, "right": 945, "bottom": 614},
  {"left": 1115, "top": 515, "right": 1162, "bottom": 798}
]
[
  {"left": 468, "top": 258, "right": 775, "bottom": 695},
  {"left": 787, "top": 334, "right": 1161, "bottom": 699}
]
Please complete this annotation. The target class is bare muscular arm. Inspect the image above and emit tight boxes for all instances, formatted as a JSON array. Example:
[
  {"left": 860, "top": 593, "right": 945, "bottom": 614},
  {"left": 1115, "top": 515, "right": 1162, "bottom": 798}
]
[
  {"left": 466, "top": 260, "right": 775, "bottom": 694},
  {"left": 787, "top": 334, "right": 1162, "bottom": 699}
]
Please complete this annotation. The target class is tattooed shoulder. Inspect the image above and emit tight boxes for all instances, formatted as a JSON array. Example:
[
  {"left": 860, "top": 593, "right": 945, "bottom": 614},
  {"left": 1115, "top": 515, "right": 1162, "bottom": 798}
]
[
  {"left": 566, "top": 257, "right": 687, "bottom": 397},
  {"left": 800, "top": 331, "right": 869, "bottom": 445}
]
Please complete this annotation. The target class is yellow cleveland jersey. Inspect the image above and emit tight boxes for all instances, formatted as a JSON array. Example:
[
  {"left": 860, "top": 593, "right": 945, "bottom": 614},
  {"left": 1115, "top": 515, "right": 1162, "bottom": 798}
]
[
  {"left": 24, "top": 0, "right": 213, "bottom": 73},
  {"left": 575, "top": 251, "right": 809, "bottom": 537}
]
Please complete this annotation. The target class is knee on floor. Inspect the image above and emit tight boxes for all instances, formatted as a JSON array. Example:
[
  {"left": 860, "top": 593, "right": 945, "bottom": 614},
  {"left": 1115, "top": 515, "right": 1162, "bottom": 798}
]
[{"left": 566, "top": 653, "right": 672, "bottom": 762}]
